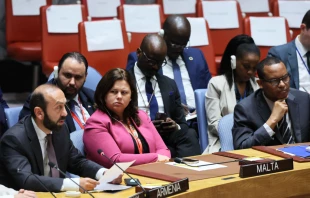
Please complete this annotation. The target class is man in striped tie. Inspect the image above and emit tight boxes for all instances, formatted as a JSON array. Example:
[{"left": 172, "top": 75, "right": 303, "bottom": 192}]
[{"left": 232, "top": 56, "right": 310, "bottom": 149}]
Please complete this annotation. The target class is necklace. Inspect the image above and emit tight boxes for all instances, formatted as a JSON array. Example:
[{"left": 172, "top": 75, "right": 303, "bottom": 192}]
[{"left": 137, "top": 78, "right": 157, "bottom": 114}]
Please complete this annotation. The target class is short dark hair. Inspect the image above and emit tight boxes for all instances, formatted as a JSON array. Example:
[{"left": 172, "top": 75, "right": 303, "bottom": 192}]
[
  {"left": 57, "top": 52, "right": 88, "bottom": 73},
  {"left": 220, "top": 34, "right": 256, "bottom": 88},
  {"left": 94, "top": 68, "right": 140, "bottom": 125},
  {"left": 302, "top": 10, "right": 310, "bottom": 29},
  {"left": 257, "top": 56, "right": 282, "bottom": 80}
]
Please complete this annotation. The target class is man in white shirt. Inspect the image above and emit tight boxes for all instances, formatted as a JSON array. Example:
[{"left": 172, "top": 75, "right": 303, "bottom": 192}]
[
  {"left": 0, "top": 185, "right": 36, "bottom": 198},
  {"left": 0, "top": 84, "right": 121, "bottom": 192},
  {"left": 268, "top": 9, "right": 310, "bottom": 93}
]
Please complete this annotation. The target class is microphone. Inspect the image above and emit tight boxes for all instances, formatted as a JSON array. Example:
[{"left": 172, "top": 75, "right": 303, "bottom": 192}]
[
  {"left": 17, "top": 168, "right": 56, "bottom": 198},
  {"left": 174, "top": 157, "right": 242, "bottom": 167},
  {"left": 97, "top": 149, "right": 148, "bottom": 196},
  {"left": 48, "top": 162, "right": 94, "bottom": 198}
]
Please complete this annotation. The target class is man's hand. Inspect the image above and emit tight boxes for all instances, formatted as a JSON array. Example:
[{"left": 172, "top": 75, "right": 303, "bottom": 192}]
[
  {"left": 109, "top": 174, "right": 123, "bottom": 184},
  {"left": 157, "top": 154, "right": 170, "bottom": 162},
  {"left": 152, "top": 120, "right": 164, "bottom": 132},
  {"left": 266, "top": 99, "right": 288, "bottom": 130},
  {"left": 79, "top": 178, "right": 100, "bottom": 193},
  {"left": 160, "top": 117, "right": 178, "bottom": 133},
  {"left": 15, "top": 189, "right": 37, "bottom": 198}
]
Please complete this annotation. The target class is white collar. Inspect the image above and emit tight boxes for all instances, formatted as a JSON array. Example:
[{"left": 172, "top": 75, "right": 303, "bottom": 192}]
[
  {"left": 295, "top": 35, "right": 308, "bottom": 57},
  {"left": 134, "top": 62, "right": 157, "bottom": 82},
  {"left": 31, "top": 117, "right": 52, "bottom": 140}
]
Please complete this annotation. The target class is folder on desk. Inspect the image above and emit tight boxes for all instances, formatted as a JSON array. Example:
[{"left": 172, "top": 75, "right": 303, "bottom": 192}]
[{"left": 277, "top": 146, "right": 310, "bottom": 158}]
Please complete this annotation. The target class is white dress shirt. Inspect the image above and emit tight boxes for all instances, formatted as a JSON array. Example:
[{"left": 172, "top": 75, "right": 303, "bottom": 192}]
[
  {"left": 134, "top": 63, "right": 165, "bottom": 116},
  {"left": 295, "top": 36, "right": 310, "bottom": 93},
  {"left": 0, "top": 185, "right": 18, "bottom": 198},
  {"left": 31, "top": 118, "right": 105, "bottom": 191},
  {"left": 163, "top": 56, "right": 195, "bottom": 109},
  {"left": 262, "top": 94, "right": 292, "bottom": 138}
]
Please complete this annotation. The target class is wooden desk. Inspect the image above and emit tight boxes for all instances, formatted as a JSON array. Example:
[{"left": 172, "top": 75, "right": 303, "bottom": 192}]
[{"left": 37, "top": 149, "right": 310, "bottom": 198}]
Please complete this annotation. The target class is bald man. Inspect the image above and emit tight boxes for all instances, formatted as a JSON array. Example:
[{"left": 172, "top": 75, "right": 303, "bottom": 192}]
[
  {"left": 0, "top": 84, "right": 121, "bottom": 192},
  {"left": 126, "top": 15, "right": 211, "bottom": 115},
  {"left": 128, "top": 34, "right": 201, "bottom": 157}
]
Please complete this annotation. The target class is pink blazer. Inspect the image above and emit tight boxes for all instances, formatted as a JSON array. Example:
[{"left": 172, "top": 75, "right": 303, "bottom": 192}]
[{"left": 83, "top": 110, "right": 171, "bottom": 168}]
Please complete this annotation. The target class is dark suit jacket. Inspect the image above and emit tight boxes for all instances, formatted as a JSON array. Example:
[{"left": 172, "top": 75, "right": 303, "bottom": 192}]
[
  {"left": 0, "top": 115, "right": 103, "bottom": 192},
  {"left": 0, "top": 88, "right": 8, "bottom": 136},
  {"left": 19, "top": 79, "right": 95, "bottom": 132},
  {"left": 128, "top": 68, "right": 188, "bottom": 131},
  {"left": 232, "top": 88, "right": 310, "bottom": 149},
  {"left": 268, "top": 41, "right": 299, "bottom": 89},
  {"left": 126, "top": 47, "right": 212, "bottom": 91}
]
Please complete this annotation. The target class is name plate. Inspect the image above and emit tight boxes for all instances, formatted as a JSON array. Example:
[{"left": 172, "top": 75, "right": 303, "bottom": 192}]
[
  {"left": 239, "top": 158, "right": 293, "bottom": 178},
  {"left": 134, "top": 178, "right": 189, "bottom": 198}
]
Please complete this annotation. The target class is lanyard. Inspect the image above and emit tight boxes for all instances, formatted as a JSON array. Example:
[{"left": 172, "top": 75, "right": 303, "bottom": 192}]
[
  {"left": 127, "top": 119, "right": 143, "bottom": 154},
  {"left": 296, "top": 47, "right": 310, "bottom": 75},
  {"left": 70, "top": 98, "right": 87, "bottom": 129}
]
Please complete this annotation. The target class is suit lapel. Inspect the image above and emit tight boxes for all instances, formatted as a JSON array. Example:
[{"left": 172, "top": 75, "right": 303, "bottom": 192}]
[
  {"left": 256, "top": 90, "right": 285, "bottom": 144},
  {"left": 287, "top": 93, "right": 301, "bottom": 142},
  {"left": 52, "top": 127, "right": 66, "bottom": 171},
  {"left": 287, "top": 41, "right": 299, "bottom": 89},
  {"left": 25, "top": 117, "right": 44, "bottom": 175},
  {"left": 79, "top": 90, "right": 94, "bottom": 115}
]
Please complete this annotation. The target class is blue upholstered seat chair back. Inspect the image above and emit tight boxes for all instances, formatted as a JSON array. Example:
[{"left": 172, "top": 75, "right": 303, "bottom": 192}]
[
  {"left": 70, "top": 129, "right": 85, "bottom": 156},
  {"left": 48, "top": 66, "right": 102, "bottom": 91},
  {"left": 194, "top": 89, "right": 208, "bottom": 152},
  {"left": 218, "top": 113, "right": 234, "bottom": 151},
  {"left": 4, "top": 106, "right": 23, "bottom": 128}
]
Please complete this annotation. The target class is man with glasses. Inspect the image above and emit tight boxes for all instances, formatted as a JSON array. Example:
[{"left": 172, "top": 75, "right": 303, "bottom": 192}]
[
  {"left": 126, "top": 15, "right": 212, "bottom": 115},
  {"left": 232, "top": 57, "right": 310, "bottom": 149},
  {"left": 128, "top": 33, "right": 201, "bottom": 157}
]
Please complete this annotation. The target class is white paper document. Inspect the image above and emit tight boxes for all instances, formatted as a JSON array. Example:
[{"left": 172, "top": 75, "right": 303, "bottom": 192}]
[
  {"left": 237, "top": 0, "right": 269, "bottom": 13},
  {"left": 12, "top": 0, "right": 46, "bottom": 16},
  {"left": 85, "top": 20, "right": 124, "bottom": 51},
  {"left": 124, "top": 5, "right": 161, "bottom": 33},
  {"left": 95, "top": 160, "right": 135, "bottom": 191},
  {"left": 279, "top": 1, "right": 310, "bottom": 28},
  {"left": 93, "top": 183, "right": 131, "bottom": 191},
  {"left": 202, "top": 1, "right": 239, "bottom": 29},
  {"left": 250, "top": 17, "right": 287, "bottom": 46},
  {"left": 163, "top": 0, "right": 196, "bottom": 15},
  {"left": 166, "top": 161, "right": 226, "bottom": 171},
  {"left": 46, "top": 5, "right": 83, "bottom": 33},
  {"left": 87, "top": 0, "right": 120, "bottom": 18},
  {"left": 187, "top": 17, "right": 209, "bottom": 47}
]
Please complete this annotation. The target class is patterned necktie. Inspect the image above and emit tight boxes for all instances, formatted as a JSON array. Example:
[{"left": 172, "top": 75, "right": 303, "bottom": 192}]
[
  {"left": 172, "top": 60, "right": 187, "bottom": 105},
  {"left": 46, "top": 134, "right": 60, "bottom": 178},
  {"left": 145, "top": 77, "right": 158, "bottom": 120},
  {"left": 277, "top": 115, "right": 294, "bottom": 144}
]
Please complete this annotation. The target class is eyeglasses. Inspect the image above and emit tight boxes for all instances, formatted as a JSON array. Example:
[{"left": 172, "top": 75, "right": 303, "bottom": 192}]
[
  {"left": 139, "top": 48, "right": 167, "bottom": 67},
  {"left": 167, "top": 40, "right": 188, "bottom": 49},
  {"left": 262, "top": 73, "right": 290, "bottom": 87}
]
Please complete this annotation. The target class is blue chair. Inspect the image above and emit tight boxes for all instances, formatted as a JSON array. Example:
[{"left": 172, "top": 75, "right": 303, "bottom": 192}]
[
  {"left": 4, "top": 106, "right": 23, "bottom": 128},
  {"left": 218, "top": 113, "right": 234, "bottom": 151},
  {"left": 194, "top": 89, "right": 208, "bottom": 153},
  {"left": 48, "top": 66, "right": 102, "bottom": 91}
]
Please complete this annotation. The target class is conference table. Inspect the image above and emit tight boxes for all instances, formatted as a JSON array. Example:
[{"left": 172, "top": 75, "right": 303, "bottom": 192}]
[{"left": 37, "top": 148, "right": 310, "bottom": 198}]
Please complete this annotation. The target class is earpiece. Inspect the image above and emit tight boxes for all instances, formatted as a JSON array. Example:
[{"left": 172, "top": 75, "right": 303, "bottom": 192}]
[
  {"left": 230, "top": 55, "right": 236, "bottom": 70},
  {"left": 158, "top": 29, "right": 164, "bottom": 37},
  {"left": 53, "top": 66, "right": 59, "bottom": 79}
]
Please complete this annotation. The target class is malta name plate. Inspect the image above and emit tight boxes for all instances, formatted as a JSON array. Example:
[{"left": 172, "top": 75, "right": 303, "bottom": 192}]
[
  {"left": 133, "top": 178, "right": 189, "bottom": 198},
  {"left": 239, "top": 158, "right": 293, "bottom": 178}
]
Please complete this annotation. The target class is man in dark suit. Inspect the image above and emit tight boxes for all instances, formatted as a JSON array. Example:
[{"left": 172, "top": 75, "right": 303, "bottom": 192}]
[
  {"left": 129, "top": 33, "right": 201, "bottom": 157},
  {"left": 126, "top": 15, "right": 211, "bottom": 114},
  {"left": 232, "top": 57, "right": 310, "bottom": 149},
  {"left": 0, "top": 84, "right": 121, "bottom": 192},
  {"left": 19, "top": 52, "right": 95, "bottom": 133},
  {"left": 268, "top": 10, "right": 310, "bottom": 92},
  {"left": 0, "top": 88, "right": 8, "bottom": 136}
]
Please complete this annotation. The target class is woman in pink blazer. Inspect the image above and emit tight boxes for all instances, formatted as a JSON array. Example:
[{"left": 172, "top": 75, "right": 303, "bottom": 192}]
[{"left": 84, "top": 68, "right": 170, "bottom": 168}]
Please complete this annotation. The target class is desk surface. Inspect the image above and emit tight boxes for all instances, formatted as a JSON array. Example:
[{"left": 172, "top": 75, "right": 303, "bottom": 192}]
[{"left": 37, "top": 149, "right": 310, "bottom": 198}]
